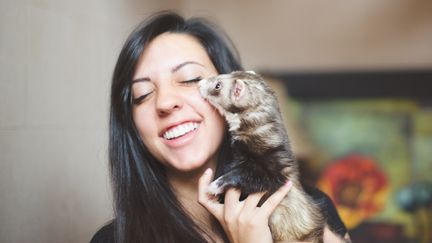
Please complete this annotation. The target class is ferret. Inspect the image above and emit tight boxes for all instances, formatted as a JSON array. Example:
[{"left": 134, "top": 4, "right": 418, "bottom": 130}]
[{"left": 199, "top": 71, "right": 324, "bottom": 242}]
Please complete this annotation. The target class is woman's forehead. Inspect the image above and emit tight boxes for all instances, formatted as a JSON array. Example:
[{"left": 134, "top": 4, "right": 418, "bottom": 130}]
[{"left": 133, "top": 33, "right": 213, "bottom": 78}]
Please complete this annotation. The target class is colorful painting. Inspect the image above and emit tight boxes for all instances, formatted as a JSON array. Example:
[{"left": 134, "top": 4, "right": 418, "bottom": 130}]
[
  {"left": 318, "top": 154, "right": 389, "bottom": 229},
  {"left": 288, "top": 99, "right": 432, "bottom": 242}
]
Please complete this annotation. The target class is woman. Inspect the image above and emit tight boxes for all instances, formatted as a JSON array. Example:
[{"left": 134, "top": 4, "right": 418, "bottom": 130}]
[{"left": 91, "top": 11, "right": 350, "bottom": 243}]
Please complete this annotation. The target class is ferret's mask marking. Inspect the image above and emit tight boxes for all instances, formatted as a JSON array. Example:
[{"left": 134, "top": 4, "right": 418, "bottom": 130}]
[{"left": 209, "top": 80, "right": 223, "bottom": 96}]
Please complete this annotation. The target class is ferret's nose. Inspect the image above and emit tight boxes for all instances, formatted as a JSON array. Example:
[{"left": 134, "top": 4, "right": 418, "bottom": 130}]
[
  {"left": 198, "top": 79, "right": 209, "bottom": 97},
  {"left": 197, "top": 78, "right": 206, "bottom": 87}
]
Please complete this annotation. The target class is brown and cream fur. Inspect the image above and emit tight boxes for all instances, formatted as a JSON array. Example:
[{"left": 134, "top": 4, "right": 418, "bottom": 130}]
[{"left": 199, "top": 71, "right": 324, "bottom": 242}]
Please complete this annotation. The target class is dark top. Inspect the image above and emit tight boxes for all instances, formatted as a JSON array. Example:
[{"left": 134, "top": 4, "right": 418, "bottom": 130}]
[{"left": 90, "top": 186, "right": 347, "bottom": 243}]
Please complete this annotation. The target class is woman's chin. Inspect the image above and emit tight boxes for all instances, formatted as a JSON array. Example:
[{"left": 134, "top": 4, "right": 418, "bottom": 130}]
[
  {"left": 165, "top": 156, "right": 215, "bottom": 176},
  {"left": 174, "top": 160, "right": 207, "bottom": 173}
]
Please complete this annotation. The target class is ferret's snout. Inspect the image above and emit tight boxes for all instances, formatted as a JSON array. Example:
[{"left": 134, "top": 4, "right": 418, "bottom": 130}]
[{"left": 198, "top": 79, "right": 209, "bottom": 97}]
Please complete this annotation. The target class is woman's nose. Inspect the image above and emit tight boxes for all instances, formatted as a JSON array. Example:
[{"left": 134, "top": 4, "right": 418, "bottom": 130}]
[{"left": 155, "top": 85, "right": 183, "bottom": 116}]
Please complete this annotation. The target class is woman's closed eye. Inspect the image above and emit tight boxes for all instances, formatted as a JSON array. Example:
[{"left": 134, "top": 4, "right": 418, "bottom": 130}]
[
  {"left": 132, "top": 76, "right": 202, "bottom": 105},
  {"left": 132, "top": 82, "right": 155, "bottom": 105},
  {"left": 132, "top": 91, "right": 154, "bottom": 105},
  {"left": 179, "top": 76, "right": 202, "bottom": 86}
]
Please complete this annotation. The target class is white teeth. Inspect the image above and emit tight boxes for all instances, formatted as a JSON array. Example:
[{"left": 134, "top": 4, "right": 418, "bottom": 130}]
[{"left": 163, "top": 122, "right": 199, "bottom": 140}]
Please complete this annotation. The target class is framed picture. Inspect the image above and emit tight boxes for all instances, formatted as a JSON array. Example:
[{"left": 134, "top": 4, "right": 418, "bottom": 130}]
[{"left": 266, "top": 69, "right": 432, "bottom": 243}]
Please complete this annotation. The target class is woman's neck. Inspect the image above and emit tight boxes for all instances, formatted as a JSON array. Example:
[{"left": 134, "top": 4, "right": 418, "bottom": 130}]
[
  {"left": 166, "top": 160, "right": 223, "bottom": 242},
  {"left": 166, "top": 156, "right": 217, "bottom": 198},
  {"left": 166, "top": 161, "right": 215, "bottom": 218}
]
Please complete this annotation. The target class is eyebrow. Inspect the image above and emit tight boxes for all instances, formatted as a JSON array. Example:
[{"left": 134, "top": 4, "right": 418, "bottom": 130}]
[
  {"left": 172, "top": 61, "right": 205, "bottom": 73},
  {"left": 131, "top": 77, "right": 150, "bottom": 84},
  {"left": 131, "top": 61, "right": 205, "bottom": 84}
]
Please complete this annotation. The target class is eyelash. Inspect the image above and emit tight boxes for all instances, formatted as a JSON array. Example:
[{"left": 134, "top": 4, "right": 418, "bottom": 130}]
[
  {"left": 181, "top": 76, "right": 202, "bottom": 84},
  {"left": 132, "top": 77, "right": 202, "bottom": 105},
  {"left": 132, "top": 94, "right": 150, "bottom": 105}
]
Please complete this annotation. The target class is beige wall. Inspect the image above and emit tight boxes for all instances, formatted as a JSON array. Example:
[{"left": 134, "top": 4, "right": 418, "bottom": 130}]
[
  {"left": 179, "top": 0, "right": 432, "bottom": 71},
  {"left": 1, "top": 0, "right": 431, "bottom": 242},
  {"left": 0, "top": 0, "right": 175, "bottom": 242}
]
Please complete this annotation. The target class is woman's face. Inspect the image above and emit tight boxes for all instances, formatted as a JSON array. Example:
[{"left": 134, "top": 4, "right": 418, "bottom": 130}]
[{"left": 131, "top": 33, "right": 225, "bottom": 175}]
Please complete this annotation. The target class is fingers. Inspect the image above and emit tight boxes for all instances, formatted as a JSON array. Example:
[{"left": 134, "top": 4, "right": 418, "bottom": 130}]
[
  {"left": 224, "top": 187, "right": 242, "bottom": 206},
  {"left": 198, "top": 168, "right": 222, "bottom": 217},
  {"left": 260, "top": 180, "right": 293, "bottom": 218},
  {"left": 241, "top": 191, "right": 266, "bottom": 214},
  {"left": 198, "top": 168, "right": 212, "bottom": 202},
  {"left": 199, "top": 170, "right": 293, "bottom": 227},
  {"left": 223, "top": 188, "right": 244, "bottom": 223},
  {"left": 198, "top": 173, "right": 294, "bottom": 243}
]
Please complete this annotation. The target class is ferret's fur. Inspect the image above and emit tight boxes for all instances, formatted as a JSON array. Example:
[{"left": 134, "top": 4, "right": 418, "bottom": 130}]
[{"left": 199, "top": 71, "right": 324, "bottom": 242}]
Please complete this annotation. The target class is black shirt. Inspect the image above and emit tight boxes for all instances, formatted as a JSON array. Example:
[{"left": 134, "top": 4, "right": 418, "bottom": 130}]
[{"left": 90, "top": 186, "right": 347, "bottom": 242}]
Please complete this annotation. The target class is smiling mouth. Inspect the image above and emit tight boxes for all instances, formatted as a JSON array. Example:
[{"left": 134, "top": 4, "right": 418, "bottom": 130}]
[{"left": 163, "top": 122, "right": 199, "bottom": 140}]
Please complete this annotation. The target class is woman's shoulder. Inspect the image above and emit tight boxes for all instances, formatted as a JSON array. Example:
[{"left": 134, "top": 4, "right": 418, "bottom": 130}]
[
  {"left": 90, "top": 221, "right": 115, "bottom": 243},
  {"left": 302, "top": 183, "right": 348, "bottom": 237}
]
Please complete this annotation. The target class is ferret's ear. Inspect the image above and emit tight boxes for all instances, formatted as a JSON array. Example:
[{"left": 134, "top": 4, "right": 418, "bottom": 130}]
[{"left": 231, "top": 79, "right": 246, "bottom": 102}]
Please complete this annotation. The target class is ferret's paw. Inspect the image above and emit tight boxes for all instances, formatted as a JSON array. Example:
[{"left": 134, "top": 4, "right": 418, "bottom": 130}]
[{"left": 206, "top": 177, "right": 225, "bottom": 196}]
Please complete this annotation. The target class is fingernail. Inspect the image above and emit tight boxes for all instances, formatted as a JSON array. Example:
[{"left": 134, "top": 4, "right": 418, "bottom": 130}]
[{"left": 285, "top": 180, "right": 292, "bottom": 187}]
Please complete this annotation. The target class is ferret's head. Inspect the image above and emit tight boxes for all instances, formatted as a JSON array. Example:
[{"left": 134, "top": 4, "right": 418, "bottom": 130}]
[{"left": 199, "top": 71, "right": 271, "bottom": 114}]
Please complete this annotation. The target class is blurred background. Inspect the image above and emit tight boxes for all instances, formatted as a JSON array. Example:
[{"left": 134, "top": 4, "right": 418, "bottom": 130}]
[{"left": 1, "top": 0, "right": 431, "bottom": 242}]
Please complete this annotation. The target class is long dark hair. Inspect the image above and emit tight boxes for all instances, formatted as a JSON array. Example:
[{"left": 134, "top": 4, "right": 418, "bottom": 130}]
[{"left": 109, "top": 11, "right": 243, "bottom": 243}]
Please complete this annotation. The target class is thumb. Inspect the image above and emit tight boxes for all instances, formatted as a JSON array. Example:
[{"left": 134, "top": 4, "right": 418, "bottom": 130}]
[{"left": 197, "top": 168, "right": 223, "bottom": 218}]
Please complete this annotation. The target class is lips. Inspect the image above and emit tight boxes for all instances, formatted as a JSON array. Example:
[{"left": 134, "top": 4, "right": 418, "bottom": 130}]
[{"left": 162, "top": 122, "right": 199, "bottom": 140}]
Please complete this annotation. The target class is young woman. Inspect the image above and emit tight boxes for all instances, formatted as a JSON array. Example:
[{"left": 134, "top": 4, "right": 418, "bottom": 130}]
[{"left": 91, "top": 11, "right": 350, "bottom": 243}]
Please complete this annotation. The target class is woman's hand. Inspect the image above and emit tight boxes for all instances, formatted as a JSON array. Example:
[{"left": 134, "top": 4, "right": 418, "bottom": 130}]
[{"left": 198, "top": 168, "right": 293, "bottom": 243}]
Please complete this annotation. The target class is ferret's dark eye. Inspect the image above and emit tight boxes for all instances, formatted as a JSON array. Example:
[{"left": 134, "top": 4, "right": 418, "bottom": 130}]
[{"left": 215, "top": 82, "right": 222, "bottom": 90}]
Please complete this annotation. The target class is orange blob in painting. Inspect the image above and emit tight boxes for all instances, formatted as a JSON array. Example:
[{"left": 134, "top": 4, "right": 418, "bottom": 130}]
[{"left": 318, "top": 154, "right": 389, "bottom": 229}]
